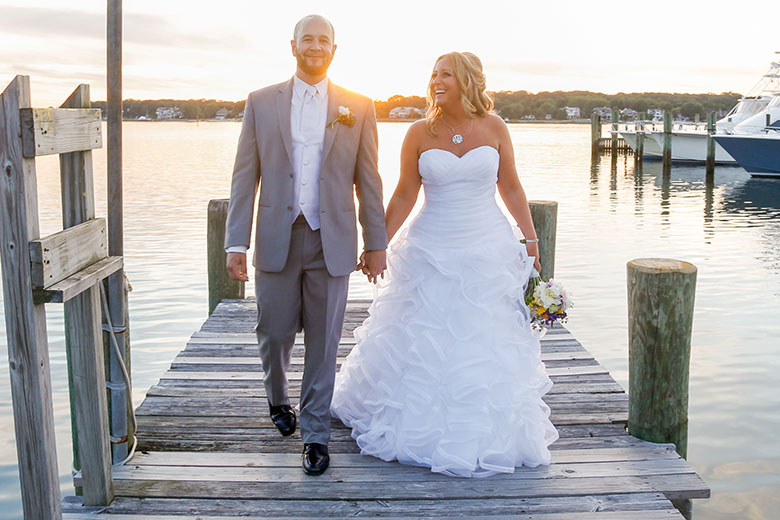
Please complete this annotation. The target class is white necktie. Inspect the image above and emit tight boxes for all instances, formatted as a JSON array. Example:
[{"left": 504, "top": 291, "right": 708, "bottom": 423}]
[{"left": 301, "top": 87, "right": 318, "bottom": 133}]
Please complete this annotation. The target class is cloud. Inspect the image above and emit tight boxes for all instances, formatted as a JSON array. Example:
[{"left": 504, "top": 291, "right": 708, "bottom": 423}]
[{"left": 0, "top": 6, "right": 250, "bottom": 49}]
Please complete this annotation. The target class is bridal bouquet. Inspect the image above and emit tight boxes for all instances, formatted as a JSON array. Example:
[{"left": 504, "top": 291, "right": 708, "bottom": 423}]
[{"left": 525, "top": 274, "right": 572, "bottom": 327}]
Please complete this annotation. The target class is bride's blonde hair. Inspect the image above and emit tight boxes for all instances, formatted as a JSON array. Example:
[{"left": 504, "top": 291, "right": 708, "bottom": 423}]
[{"left": 426, "top": 51, "right": 494, "bottom": 135}]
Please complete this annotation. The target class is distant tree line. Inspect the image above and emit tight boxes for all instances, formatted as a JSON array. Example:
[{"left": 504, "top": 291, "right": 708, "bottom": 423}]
[
  {"left": 492, "top": 91, "right": 741, "bottom": 120},
  {"left": 92, "top": 91, "right": 742, "bottom": 121},
  {"left": 92, "top": 99, "right": 246, "bottom": 120}
]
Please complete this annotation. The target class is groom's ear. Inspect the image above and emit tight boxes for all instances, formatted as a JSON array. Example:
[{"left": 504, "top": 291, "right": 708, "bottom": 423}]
[{"left": 291, "top": 39, "right": 298, "bottom": 57}]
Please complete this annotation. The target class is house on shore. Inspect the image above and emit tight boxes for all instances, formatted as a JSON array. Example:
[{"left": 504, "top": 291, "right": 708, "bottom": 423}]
[
  {"left": 215, "top": 108, "right": 229, "bottom": 120},
  {"left": 389, "top": 106, "right": 424, "bottom": 119},
  {"left": 156, "top": 106, "right": 182, "bottom": 120}
]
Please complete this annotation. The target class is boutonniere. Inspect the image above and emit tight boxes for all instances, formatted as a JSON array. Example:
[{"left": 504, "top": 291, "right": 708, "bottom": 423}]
[{"left": 327, "top": 105, "right": 356, "bottom": 129}]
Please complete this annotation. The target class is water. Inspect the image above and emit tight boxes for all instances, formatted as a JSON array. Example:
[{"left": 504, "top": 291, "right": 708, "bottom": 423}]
[{"left": 1, "top": 121, "right": 779, "bottom": 519}]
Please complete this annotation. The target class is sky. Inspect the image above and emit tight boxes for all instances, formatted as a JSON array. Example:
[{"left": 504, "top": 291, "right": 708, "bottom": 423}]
[{"left": 0, "top": 0, "right": 778, "bottom": 107}]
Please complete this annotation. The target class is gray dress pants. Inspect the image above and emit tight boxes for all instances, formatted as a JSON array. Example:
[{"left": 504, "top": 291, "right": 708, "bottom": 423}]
[{"left": 255, "top": 215, "right": 349, "bottom": 445}]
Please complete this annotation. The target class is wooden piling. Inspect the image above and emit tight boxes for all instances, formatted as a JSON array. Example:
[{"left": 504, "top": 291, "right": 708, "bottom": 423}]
[
  {"left": 60, "top": 84, "right": 114, "bottom": 505},
  {"left": 590, "top": 113, "right": 600, "bottom": 155},
  {"left": 106, "top": 0, "right": 130, "bottom": 463},
  {"left": 611, "top": 108, "right": 619, "bottom": 153},
  {"left": 627, "top": 258, "right": 697, "bottom": 459},
  {"left": 208, "top": 199, "right": 245, "bottom": 314},
  {"left": 705, "top": 112, "right": 716, "bottom": 181},
  {"left": 663, "top": 112, "right": 672, "bottom": 168},
  {"left": 529, "top": 200, "right": 557, "bottom": 281},
  {"left": 636, "top": 119, "right": 644, "bottom": 161},
  {"left": 0, "top": 75, "right": 63, "bottom": 520}
]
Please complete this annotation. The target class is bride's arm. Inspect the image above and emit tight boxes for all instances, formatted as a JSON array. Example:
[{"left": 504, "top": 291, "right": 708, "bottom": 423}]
[
  {"left": 385, "top": 122, "right": 423, "bottom": 242},
  {"left": 493, "top": 116, "right": 542, "bottom": 271}
]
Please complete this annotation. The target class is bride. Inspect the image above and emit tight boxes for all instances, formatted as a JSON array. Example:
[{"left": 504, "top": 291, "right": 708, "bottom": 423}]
[{"left": 330, "top": 51, "right": 559, "bottom": 477}]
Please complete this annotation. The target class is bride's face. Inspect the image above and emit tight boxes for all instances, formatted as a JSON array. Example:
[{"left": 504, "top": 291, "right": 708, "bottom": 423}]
[{"left": 430, "top": 57, "right": 460, "bottom": 109}]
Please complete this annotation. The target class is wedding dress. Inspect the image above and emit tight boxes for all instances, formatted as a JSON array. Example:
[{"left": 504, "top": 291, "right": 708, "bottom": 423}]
[{"left": 330, "top": 145, "right": 559, "bottom": 477}]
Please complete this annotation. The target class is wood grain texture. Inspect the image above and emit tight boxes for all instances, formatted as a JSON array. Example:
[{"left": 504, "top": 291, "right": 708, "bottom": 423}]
[
  {"left": 529, "top": 200, "right": 558, "bottom": 280},
  {"left": 34, "top": 255, "right": 123, "bottom": 303},
  {"left": 207, "top": 199, "right": 244, "bottom": 315},
  {"left": 59, "top": 83, "right": 113, "bottom": 506},
  {"left": 20, "top": 107, "right": 102, "bottom": 157},
  {"left": 0, "top": 75, "right": 62, "bottom": 519},
  {"left": 28, "top": 218, "right": 108, "bottom": 288},
  {"left": 627, "top": 259, "right": 697, "bottom": 459},
  {"left": 60, "top": 298, "right": 708, "bottom": 516}
]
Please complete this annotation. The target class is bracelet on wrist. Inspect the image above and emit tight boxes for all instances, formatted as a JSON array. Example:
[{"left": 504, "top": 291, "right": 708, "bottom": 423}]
[{"left": 521, "top": 238, "right": 539, "bottom": 244}]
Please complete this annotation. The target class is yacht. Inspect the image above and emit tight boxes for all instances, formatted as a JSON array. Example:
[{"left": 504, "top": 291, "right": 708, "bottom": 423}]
[{"left": 619, "top": 53, "right": 779, "bottom": 163}]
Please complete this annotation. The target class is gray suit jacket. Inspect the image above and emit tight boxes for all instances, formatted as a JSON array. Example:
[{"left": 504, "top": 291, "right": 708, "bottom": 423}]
[{"left": 225, "top": 78, "right": 388, "bottom": 277}]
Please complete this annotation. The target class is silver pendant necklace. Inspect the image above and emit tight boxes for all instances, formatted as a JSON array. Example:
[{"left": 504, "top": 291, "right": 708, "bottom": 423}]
[{"left": 441, "top": 115, "right": 472, "bottom": 145}]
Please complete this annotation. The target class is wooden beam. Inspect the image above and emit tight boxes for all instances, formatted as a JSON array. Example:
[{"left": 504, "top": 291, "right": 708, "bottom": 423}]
[
  {"left": 59, "top": 83, "right": 114, "bottom": 506},
  {"left": 20, "top": 107, "right": 102, "bottom": 158},
  {"left": 29, "top": 218, "right": 108, "bottom": 289},
  {"left": 0, "top": 75, "right": 63, "bottom": 519},
  {"left": 34, "top": 255, "right": 123, "bottom": 304}
]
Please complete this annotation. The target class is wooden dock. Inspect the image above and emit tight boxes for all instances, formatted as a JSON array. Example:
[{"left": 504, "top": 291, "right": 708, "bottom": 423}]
[{"left": 62, "top": 298, "right": 709, "bottom": 519}]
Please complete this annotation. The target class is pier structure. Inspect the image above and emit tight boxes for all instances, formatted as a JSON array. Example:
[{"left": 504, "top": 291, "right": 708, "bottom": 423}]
[{"left": 61, "top": 297, "right": 709, "bottom": 519}]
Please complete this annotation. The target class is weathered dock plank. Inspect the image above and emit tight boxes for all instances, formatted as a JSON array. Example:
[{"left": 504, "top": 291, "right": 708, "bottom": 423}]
[{"left": 62, "top": 299, "right": 708, "bottom": 518}]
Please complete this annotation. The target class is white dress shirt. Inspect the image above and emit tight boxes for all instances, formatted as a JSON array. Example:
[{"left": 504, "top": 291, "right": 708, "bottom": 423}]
[
  {"left": 290, "top": 75, "right": 328, "bottom": 230},
  {"left": 226, "top": 75, "right": 328, "bottom": 254}
]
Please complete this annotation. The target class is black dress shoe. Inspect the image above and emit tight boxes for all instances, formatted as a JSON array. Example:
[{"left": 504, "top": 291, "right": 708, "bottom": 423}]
[
  {"left": 268, "top": 401, "right": 296, "bottom": 436},
  {"left": 302, "top": 443, "right": 330, "bottom": 475}
]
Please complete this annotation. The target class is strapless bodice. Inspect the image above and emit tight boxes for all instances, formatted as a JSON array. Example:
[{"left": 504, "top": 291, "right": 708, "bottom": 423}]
[{"left": 412, "top": 145, "right": 506, "bottom": 245}]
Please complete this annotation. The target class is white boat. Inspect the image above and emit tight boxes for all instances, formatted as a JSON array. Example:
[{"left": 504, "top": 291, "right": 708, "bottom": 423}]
[
  {"left": 731, "top": 95, "right": 780, "bottom": 135},
  {"left": 617, "top": 128, "right": 663, "bottom": 157},
  {"left": 619, "top": 53, "right": 780, "bottom": 163},
  {"left": 647, "top": 130, "right": 737, "bottom": 164}
]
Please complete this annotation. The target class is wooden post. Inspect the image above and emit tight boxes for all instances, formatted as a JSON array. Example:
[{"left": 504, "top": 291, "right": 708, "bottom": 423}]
[
  {"left": 627, "top": 258, "right": 697, "bottom": 459},
  {"left": 705, "top": 111, "right": 716, "bottom": 181},
  {"left": 60, "top": 84, "right": 114, "bottom": 505},
  {"left": 636, "top": 118, "right": 644, "bottom": 162},
  {"left": 0, "top": 75, "right": 63, "bottom": 519},
  {"left": 663, "top": 111, "right": 672, "bottom": 168},
  {"left": 590, "top": 113, "right": 600, "bottom": 155},
  {"left": 106, "top": 0, "right": 130, "bottom": 463},
  {"left": 611, "top": 108, "right": 619, "bottom": 153},
  {"left": 529, "top": 201, "right": 557, "bottom": 281},
  {"left": 208, "top": 199, "right": 245, "bottom": 314}
]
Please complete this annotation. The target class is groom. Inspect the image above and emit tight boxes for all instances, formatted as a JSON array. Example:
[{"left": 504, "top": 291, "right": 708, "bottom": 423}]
[{"left": 224, "top": 14, "right": 387, "bottom": 475}]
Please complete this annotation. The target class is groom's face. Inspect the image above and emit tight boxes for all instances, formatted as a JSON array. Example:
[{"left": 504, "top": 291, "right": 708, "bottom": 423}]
[{"left": 291, "top": 19, "right": 336, "bottom": 77}]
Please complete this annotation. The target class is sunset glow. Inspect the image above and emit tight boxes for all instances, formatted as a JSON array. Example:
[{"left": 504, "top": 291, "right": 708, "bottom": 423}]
[{"left": 1, "top": 0, "right": 778, "bottom": 106}]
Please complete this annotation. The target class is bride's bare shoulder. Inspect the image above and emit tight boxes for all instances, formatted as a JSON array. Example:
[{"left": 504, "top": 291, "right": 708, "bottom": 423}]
[{"left": 403, "top": 119, "right": 429, "bottom": 146}]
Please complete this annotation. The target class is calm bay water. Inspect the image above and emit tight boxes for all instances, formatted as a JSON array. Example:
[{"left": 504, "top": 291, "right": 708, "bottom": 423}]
[{"left": 1, "top": 121, "right": 779, "bottom": 519}]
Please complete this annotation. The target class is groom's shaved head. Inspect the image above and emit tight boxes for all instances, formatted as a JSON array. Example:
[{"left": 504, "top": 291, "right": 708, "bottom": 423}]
[{"left": 293, "top": 14, "right": 335, "bottom": 44}]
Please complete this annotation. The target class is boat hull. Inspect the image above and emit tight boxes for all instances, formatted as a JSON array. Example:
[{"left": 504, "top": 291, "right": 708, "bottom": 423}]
[
  {"left": 649, "top": 131, "right": 737, "bottom": 164},
  {"left": 712, "top": 134, "right": 780, "bottom": 177},
  {"left": 619, "top": 131, "right": 663, "bottom": 158}
]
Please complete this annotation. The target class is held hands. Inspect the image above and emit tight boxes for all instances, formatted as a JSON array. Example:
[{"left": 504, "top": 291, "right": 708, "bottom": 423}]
[
  {"left": 226, "top": 252, "right": 250, "bottom": 282},
  {"left": 357, "top": 250, "right": 387, "bottom": 284}
]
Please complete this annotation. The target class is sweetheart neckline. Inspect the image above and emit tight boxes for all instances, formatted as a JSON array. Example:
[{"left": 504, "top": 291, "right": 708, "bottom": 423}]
[{"left": 419, "top": 145, "right": 498, "bottom": 160}]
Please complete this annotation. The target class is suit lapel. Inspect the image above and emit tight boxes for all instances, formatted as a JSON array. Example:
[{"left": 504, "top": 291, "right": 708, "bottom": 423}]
[
  {"left": 276, "top": 78, "right": 294, "bottom": 167},
  {"left": 321, "top": 81, "right": 342, "bottom": 168}
]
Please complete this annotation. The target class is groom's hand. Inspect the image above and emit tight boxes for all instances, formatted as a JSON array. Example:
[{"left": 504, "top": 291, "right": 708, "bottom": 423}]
[
  {"left": 226, "top": 252, "right": 250, "bottom": 282},
  {"left": 360, "top": 250, "right": 387, "bottom": 284}
]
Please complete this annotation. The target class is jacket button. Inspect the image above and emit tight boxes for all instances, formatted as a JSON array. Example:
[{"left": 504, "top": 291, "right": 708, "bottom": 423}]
[
  {"left": 287, "top": 206, "right": 292, "bottom": 211},
  {"left": 289, "top": 173, "right": 293, "bottom": 178}
]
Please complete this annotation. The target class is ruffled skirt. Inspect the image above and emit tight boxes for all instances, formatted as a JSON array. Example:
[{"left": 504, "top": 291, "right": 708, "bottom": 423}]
[{"left": 331, "top": 214, "right": 559, "bottom": 477}]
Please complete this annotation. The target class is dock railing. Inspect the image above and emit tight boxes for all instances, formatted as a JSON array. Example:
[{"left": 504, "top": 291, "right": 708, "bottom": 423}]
[{"left": 0, "top": 75, "right": 127, "bottom": 518}]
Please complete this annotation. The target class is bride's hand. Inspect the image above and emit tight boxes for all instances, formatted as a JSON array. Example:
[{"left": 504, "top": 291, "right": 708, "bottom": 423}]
[{"left": 526, "top": 242, "right": 542, "bottom": 273}]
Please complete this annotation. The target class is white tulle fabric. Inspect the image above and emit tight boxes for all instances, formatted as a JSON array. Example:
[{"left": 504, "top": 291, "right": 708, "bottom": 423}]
[{"left": 331, "top": 145, "right": 559, "bottom": 477}]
